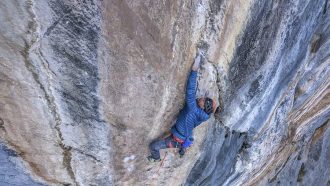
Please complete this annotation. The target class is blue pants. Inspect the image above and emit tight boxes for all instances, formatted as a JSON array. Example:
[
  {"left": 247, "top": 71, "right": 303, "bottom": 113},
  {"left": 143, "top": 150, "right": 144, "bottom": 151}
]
[{"left": 149, "top": 135, "right": 181, "bottom": 160}]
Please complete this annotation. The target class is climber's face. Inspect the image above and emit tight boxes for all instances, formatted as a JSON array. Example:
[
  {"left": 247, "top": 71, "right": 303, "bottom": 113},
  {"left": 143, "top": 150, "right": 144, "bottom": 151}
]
[{"left": 197, "top": 98, "right": 205, "bottom": 109}]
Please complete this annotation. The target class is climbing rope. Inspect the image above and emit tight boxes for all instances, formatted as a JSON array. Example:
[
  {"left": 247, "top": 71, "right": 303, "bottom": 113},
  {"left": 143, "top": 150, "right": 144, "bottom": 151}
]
[
  {"left": 152, "top": 151, "right": 168, "bottom": 184},
  {"left": 156, "top": 151, "right": 168, "bottom": 174}
]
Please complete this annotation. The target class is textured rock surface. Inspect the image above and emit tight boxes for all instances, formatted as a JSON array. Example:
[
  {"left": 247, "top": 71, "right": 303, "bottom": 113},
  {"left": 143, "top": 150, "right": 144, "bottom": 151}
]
[
  {"left": 0, "top": 0, "right": 329, "bottom": 186},
  {"left": 0, "top": 142, "right": 44, "bottom": 186}
]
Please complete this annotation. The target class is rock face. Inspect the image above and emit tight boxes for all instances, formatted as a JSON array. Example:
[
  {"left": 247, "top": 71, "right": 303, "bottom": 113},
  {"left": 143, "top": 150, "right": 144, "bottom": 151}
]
[
  {"left": 0, "top": 0, "right": 329, "bottom": 186},
  {"left": 0, "top": 143, "right": 44, "bottom": 186}
]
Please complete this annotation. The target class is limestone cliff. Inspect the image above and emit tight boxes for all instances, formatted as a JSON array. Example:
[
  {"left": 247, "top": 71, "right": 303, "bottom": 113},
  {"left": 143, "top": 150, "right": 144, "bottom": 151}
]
[{"left": 0, "top": 0, "right": 329, "bottom": 186}]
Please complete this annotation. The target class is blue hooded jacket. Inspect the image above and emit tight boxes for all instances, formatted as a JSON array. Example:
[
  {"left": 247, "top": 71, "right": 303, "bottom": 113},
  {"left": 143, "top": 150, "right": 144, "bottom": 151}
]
[{"left": 171, "top": 70, "right": 210, "bottom": 141}]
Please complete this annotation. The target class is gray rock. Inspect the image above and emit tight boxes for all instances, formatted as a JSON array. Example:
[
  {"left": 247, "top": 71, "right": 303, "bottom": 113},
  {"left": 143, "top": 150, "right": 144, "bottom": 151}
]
[
  {"left": 0, "top": 0, "right": 329, "bottom": 185},
  {"left": 0, "top": 142, "right": 44, "bottom": 186}
]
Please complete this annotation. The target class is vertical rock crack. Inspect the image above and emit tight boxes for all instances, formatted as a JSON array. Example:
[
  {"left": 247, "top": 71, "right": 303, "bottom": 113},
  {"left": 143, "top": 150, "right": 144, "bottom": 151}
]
[{"left": 21, "top": 1, "right": 78, "bottom": 185}]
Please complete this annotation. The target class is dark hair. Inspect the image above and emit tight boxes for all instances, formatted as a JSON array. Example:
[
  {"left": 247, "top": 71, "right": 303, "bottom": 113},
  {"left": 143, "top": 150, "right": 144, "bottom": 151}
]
[{"left": 204, "top": 97, "right": 214, "bottom": 114}]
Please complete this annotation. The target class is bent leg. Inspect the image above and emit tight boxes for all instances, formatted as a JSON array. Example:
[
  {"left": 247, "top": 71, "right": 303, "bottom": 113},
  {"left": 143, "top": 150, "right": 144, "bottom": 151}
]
[
  {"left": 149, "top": 139, "right": 167, "bottom": 160},
  {"left": 149, "top": 136, "right": 181, "bottom": 160}
]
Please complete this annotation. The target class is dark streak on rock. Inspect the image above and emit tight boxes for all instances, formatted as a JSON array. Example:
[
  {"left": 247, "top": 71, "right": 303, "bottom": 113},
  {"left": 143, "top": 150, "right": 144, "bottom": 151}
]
[
  {"left": 186, "top": 124, "right": 246, "bottom": 185},
  {"left": 0, "top": 118, "right": 5, "bottom": 131},
  {"left": 44, "top": 1, "right": 104, "bottom": 183},
  {"left": 48, "top": 0, "right": 102, "bottom": 128},
  {"left": 324, "top": 0, "right": 328, "bottom": 14},
  {"left": 228, "top": 1, "right": 284, "bottom": 94},
  {"left": 297, "top": 163, "right": 306, "bottom": 182}
]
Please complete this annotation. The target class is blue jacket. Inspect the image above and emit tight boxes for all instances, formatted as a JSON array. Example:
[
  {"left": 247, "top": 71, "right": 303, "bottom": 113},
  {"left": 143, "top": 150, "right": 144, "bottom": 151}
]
[{"left": 171, "top": 70, "right": 210, "bottom": 141}]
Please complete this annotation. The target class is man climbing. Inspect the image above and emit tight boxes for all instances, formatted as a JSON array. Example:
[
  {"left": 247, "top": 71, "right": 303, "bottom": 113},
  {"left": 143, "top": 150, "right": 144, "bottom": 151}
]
[{"left": 148, "top": 50, "right": 217, "bottom": 162}]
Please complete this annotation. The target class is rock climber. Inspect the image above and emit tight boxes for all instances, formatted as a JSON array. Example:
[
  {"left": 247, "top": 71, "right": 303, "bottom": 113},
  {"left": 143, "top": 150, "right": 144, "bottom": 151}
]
[{"left": 148, "top": 50, "right": 217, "bottom": 162}]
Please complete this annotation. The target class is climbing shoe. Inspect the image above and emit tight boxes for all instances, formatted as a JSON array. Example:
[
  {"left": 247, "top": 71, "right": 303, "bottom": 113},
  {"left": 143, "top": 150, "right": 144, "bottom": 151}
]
[{"left": 147, "top": 155, "right": 161, "bottom": 162}]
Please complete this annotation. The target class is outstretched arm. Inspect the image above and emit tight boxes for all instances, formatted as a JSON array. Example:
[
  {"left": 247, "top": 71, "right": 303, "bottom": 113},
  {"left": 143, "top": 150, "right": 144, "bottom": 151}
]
[
  {"left": 186, "top": 70, "right": 198, "bottom": 108},
  {"left": 186, "top": 52, "right": 203, "bottom": 108}
]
